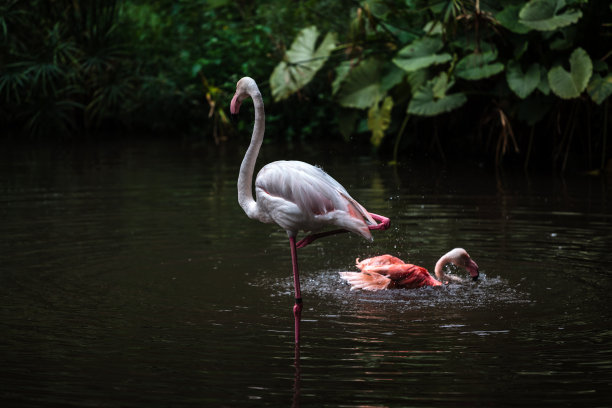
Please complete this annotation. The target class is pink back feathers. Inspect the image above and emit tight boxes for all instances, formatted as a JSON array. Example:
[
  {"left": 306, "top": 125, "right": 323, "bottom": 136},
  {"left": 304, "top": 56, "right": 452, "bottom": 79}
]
[{"left": 340, "top": 254, "right": 442, "bottom": 291}]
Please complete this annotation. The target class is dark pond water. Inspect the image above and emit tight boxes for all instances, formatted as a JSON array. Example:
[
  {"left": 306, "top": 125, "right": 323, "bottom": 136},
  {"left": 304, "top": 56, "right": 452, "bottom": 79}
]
[{"left": 1, "top": 139, "right": 611, "bottom": 407}]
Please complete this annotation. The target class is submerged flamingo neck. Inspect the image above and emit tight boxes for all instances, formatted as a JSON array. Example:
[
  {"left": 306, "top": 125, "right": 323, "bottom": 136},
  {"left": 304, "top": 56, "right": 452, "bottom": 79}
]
[{"left": 237, "top": 89, "right": 265, "bottom": 219}]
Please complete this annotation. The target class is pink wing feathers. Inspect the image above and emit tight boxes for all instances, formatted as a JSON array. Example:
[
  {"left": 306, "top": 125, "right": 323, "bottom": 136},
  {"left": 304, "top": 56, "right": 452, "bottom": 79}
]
[
  {"left": 338, "top": 271, "right": 392, "bottom": 291},
  {"left": 340, "top": 254, "right": 442, "bottom": 291}
]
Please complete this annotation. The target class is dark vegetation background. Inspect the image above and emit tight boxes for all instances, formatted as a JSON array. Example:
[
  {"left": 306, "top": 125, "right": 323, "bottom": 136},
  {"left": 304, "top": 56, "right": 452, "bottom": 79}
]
[{"left": 1, "top": 0, "right": 611, "bottom": 172}]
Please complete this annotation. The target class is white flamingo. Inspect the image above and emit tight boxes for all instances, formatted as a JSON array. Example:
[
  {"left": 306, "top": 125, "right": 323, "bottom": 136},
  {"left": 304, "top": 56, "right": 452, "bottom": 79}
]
[{"left": 230, "top": 77, "right": 389, "bottom": 345}]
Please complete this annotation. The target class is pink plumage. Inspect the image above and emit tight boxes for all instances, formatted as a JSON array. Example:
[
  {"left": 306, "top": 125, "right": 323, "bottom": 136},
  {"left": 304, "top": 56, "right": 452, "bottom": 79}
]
[{"left": 340, "top": 249, "right": 479, "bottom": 291}]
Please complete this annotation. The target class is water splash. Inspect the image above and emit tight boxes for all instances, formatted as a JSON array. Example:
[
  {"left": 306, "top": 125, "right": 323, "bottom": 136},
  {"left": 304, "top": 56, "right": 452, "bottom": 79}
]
[{"left": 249, "top": 268, "right": 532, "bottom": 313}]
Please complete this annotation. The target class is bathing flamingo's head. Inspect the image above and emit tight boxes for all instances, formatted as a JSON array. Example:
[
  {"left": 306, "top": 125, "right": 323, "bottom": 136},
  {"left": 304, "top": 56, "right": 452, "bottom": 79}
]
[{"left": 436, "top": 248, "right": 480, "bottom": 281}]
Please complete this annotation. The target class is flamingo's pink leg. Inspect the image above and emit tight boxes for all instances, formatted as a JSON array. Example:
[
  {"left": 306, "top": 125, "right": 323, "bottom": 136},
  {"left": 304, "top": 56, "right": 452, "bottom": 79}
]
[
  {"left": 296, "top": 229, "right": 348, "bottom": 249},
  {"left": 368, "top": 213, "right": 390, "bottom": 231},
  {"left": 289, "top": 236, "right": 302, "bottom": 345},
  {"left": 296, "top": 213, "right": 390, "bottom": 249}
]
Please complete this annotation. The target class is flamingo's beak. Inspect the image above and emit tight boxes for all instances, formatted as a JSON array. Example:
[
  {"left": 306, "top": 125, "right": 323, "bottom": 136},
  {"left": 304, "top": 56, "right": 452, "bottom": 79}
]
[
  {"left": 230, "top": 93, "right": 241, "bottom": 115},
  {"left": 467, "top": 259, "right": 479, "bottom": 281}
]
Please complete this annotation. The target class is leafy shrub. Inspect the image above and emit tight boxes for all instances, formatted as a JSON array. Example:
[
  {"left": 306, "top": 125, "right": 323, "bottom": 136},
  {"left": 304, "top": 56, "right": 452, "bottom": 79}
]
[{"left": 269, "top": 0, "right": 612, "bottom": 170}]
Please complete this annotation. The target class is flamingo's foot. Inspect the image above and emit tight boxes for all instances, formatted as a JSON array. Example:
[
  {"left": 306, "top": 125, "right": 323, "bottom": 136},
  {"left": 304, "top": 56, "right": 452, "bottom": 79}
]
[{"left": 368, "top": 213, "right": 390, "bottom": 231}]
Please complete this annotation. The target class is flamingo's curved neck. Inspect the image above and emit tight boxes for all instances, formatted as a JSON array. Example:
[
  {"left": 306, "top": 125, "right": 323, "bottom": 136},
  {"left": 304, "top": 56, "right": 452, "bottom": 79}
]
[
  {"left": 434, "top": 253, "right": 465, "bottom": 284},
  {"left": 237, "top": 88, "right": 265, "bottom": 219},
  {"left": 434, "top": 255, "right": 449, "bottom": 281}
]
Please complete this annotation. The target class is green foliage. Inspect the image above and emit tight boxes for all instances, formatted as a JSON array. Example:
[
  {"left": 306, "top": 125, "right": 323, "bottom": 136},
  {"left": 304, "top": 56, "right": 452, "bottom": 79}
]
[
  {"left": 548, "top": 47, "right": 592, "bottom": 99},
  {"left": 407, "top": 73, "right": 467, "bottom": 116},
  {"left": 507, "top": 62, "right": 541, "bottom": 99},
  {"left": 392, "top": 37, "right": 452, "bottom": 72},
  {"left": 270, "top": 26, "right": 337, "bottom": 101},
  {"left": 455, "top": 50, "right": 505, "bottom": 80},
  {"left": 367, "top": 96, "right": 393, "bottom": 147},
  {"left": 496, "top": 4, "right": 531, "bottom": 34},
  {"left": 588, "top": 73, "right": 612, "bottom": 105},
  {"left": 518, "top": 0, "right": 583, "bottom": 31},
  {"left": 269, "top": 0, "right": 612, "bottom": 170},
  {"left": 0, "top": 0, "right": 294, "bottom": 139},
  {"left": 336, "top": 58, "right": 386, "bottom": 109},
  {"left": 0, "top": 0, "right": 134, "bottom": 137},
  {"left": 2, "top": 0, "right": 611, "bottom": 171}
]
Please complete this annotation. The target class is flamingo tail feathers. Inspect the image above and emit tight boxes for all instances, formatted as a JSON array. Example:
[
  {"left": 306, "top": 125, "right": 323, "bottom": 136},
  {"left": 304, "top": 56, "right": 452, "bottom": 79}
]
[{"left": 338, "top": 271, "right": 391, "bottom": 291}]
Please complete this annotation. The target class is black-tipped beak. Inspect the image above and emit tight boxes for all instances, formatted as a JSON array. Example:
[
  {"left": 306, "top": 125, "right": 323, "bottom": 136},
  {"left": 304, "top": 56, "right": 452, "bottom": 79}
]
[{"left": 467, "top": 259, "right": 479, "bottom": 281}]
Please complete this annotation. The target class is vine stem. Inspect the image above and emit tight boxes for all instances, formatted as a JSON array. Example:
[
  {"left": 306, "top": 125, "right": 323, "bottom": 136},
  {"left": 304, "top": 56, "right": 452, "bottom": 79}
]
[
  {"left": 391, "top": 114, "right": 410, "bottom": 166},
  {"left": 524, "top": 125, "right": 535, "bottom": 172},
  {"left": 602, "top": 99, "right": 609, "bottom": 170}
]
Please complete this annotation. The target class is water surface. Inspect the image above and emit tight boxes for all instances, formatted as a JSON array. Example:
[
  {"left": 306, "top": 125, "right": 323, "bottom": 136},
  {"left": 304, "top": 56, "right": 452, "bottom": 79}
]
[{"left": 1, "top": 140, "right": 611, "bottom": 407}]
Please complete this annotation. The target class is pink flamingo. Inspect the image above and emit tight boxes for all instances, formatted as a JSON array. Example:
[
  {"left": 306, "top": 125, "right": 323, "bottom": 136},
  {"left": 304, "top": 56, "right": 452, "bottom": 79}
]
[
  {"left": 230, "top": 77, "right": 389, "bottom": 345},
  {"left": 339, "top": 248, "right": 479, "bottom": 290}
]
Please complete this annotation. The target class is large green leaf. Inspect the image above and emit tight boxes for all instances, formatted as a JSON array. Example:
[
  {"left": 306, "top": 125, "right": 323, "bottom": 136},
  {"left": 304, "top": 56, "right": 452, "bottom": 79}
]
[
  {"left": 334, "top": 60, "right": 404, "bottom": 103},
  {"left": 549, "top": 26, "right": 577, "bottom": 50},
  {"left": 548, "top": 47, "right": 592, "bottom": 99},
  {"left": 506, "top": 61, "right": 540, "bottom": 99},
  {"left": 336, "top": 58, "right": 385, "bottom": 109},
  {"left": 496, "top": 4, "right": 531, "bottom": 34},
  {"left": 406, "top": 69, "right": 428, "bottom": 94},
  {"left": 392, "top": 36, "right": 452, "bottom": 72},
  {"left": 407, "top": 72, "right": 467, "bottom": 116},
  {"left": 380, "top": 64, "right": 405, "bottom": 93},
  {"left": 423, "top": 20, "right": 444, "bottom": 36},
  {"left": 270, "top": 26, "right": 337, "bottom": 101},
  {"left": 367, "top": 96, "right": 393, "bottom": 147},
  {"left": 587, "top": 73, "right": 612, "bottom": 105},
  {"left": 518, "top": 0, "right": 582, "bottom": 31},
  {"left": 537, "top": 65, "right": 551, "bottom": 95},
  {"left": 332, "top": 61, "right": 352, "bottom": 96},
  {"left": 455, "top": 51, "right": 504, "bottom": 80}
]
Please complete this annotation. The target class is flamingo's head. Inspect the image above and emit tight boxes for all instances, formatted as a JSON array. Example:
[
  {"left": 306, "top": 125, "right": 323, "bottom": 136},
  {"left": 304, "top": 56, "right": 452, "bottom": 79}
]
[
  {"left": 230, "top": 77, "right": 259, "bottom": 115},
  {"left": 445, "top": 248, "right": 480, "bottom": 281}
]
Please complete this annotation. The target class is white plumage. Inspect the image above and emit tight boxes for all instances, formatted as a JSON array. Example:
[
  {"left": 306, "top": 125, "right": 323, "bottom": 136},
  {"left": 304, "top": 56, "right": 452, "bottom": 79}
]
[{"left": 230, "top": 76, "right": 389, "bottom": 345}]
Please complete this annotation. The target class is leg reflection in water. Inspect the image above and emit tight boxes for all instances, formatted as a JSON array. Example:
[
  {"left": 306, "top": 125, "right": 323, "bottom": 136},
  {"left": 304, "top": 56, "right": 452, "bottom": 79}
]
[{"left": 292, "top": 344, "right": 301, "bottom": 408}]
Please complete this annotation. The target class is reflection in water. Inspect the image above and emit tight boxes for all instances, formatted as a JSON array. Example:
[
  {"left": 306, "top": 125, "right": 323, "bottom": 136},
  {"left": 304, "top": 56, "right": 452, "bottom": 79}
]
[
  {"left": 1, "top": 140, "right": 611, "bottom": 407},
  {"left": 292, "top": 345, "right": 300, "bottom": 408}
]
